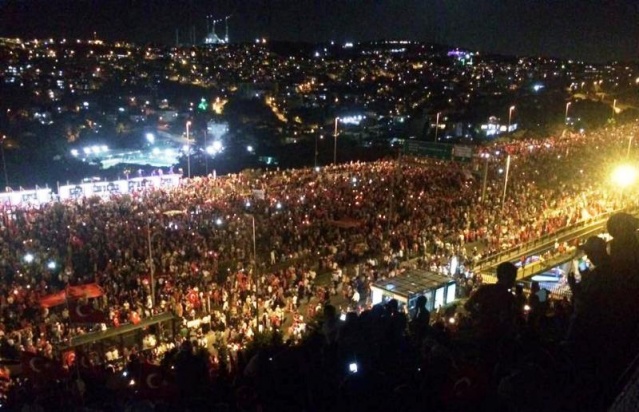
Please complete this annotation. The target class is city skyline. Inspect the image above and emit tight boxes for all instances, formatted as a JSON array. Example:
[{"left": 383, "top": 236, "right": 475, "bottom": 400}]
[{"left": 0, "top": 0, "right": 637, "bottom": 63}]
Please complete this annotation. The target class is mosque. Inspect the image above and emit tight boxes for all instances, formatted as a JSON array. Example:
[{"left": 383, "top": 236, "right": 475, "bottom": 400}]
[{"left": 203, "top": 16, "right": 230, "bottom": 45}]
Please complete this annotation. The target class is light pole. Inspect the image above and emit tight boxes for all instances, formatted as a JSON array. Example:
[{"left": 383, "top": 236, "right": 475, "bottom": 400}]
[
  {"left": 245, "top": 214, "right": 259, "bottom": 329},
  {"left": 628, "top": 135, "right": 634, "bottom": 159},
  {"left": 508, "top": 106, "right": 515, "bottom": 133},
  {"left": 612, "top": 164, "right": 638, "bottom": 206},
  {"left": 333, "top": 117, "right": 339, "bottom": 165},
  {"left": 204, "top": 127, "right": 208, "bottom": 175},
  {"left": 434, "top": 112, "right": 441, "bottom": 142},
  {"left": 501, "top": 154, "right": 511, "bottom": 208},
  {"left": 0, "top": 135, "right": 8, "bottom": 190},
  {"left": 315, "top": 134, "right": 323, "bottom": 168},
  {"left": 146, "top": 218, "right": 156, "bottom": 308},
  {"left": 565, "top": 102, "right": 572, "bottom": 124},
  {"left": 480, "top": 154, "right": 490, "bottom": 203},
  {"left": 186, "top": 121, "right": 192, "bottom": 178},
  {"left": 613, "top": 99, "right": 617, "bottom": 119}
]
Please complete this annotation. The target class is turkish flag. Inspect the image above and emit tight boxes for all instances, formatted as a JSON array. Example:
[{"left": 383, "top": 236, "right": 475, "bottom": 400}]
[
  {"left": 134, "top": 362, "right": 177, "bottom": 400},
  {"left": 39, "top": 283, "right": 105, "bottom": 308},
  {"left": 39, "top": 291, "right": 67, "bottom": 308},
  {"left": 140, "top": 363, "right": 164, "bottom": 391},
  {"left": 187, "top": 289, "right": 200, "bottom": 307},
  {"left": 67, "top": 283, "right": 105, "bottom": 299},
  {"left": 21, "top": 352, "right": 67, "bottom": 381},
  {"left": 62, "top": 350, "right": 76, "bottom": 368},
  {"left": 69, "top": 301, "right": 107, "bottom": 324},
  {"left": 129, "top": 311, "right": 141, "bottom": 325},
  {"left": 76, "top": 350, "right": 104, "bottom": 381}
]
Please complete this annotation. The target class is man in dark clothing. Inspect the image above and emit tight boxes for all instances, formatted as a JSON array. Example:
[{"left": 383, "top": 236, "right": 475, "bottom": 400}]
[
  {"left": 565, "top": 225, "right": 637, "bottom": 409},
  {"left": 464, "top": 262, "right": 517, "bottom": 341},
  {"left": 567, "top": 235, "right": 611, "bottom": 314},
  {"left": 606, "top": 212, "right": 639, "bottom": 274},
  {"left": 410, "top": 295, "right": 431, "bottom": 344}
]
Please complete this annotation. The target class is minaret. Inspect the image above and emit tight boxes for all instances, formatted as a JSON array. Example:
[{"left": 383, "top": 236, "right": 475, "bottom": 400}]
[{"left": 225, "top": 17, "right": 229, "bottom": 43}]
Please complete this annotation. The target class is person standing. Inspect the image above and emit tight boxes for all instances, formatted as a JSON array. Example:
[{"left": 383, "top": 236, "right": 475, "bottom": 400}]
[{"left": 464, "top": 262, "right": 517, "bottom": 341}]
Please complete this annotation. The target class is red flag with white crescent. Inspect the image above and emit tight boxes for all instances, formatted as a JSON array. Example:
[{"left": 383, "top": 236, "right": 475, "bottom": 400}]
[
  {"left": 76, "top": 349, "right": 104, "bottom": 380},
  {"left": 69, "top": 301, "right": 107, "bottom": 324},
  {"left": 134, "top": 362, "right": 177, "bottom": 400},
  {"left": 20, "top": 352, "right": 67, "bottom": 381}
]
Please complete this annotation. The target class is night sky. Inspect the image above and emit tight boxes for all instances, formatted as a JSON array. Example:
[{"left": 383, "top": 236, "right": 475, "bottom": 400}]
[{"left": 0, "top": 0, "right": 637, "bottom": 62}]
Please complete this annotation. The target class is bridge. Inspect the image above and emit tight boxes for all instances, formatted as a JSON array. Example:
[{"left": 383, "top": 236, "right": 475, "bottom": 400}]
[{"left": 474, "top": 206, "right": 639, "bottom": 287}]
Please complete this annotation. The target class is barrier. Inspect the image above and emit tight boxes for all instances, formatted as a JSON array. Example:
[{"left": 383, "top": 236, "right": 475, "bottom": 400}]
[
  {"left": 58, "top": 174, "right": 181, "bottom": 201},
  {"left": 473, "top": 206, "right": 639, "bottom": 272}
]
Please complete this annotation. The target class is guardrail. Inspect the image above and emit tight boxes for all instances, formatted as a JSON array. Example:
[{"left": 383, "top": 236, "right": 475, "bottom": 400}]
[
  {"left": 514, "top": 252, "right": 575, "bottom": 281},
  {"left": 473, "top": 206, "right": 639, "bottom": 272}
]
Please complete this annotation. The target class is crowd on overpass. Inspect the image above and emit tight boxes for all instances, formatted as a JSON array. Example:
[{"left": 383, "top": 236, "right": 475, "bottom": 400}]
[{"left": 0, "top": 121, "right": 638, "bottom": 409}]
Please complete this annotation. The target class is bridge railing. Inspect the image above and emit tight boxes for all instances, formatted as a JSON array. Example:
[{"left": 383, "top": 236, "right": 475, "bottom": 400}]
[{"left": 473, "top": 206, "right": 639, "bottom": 272}]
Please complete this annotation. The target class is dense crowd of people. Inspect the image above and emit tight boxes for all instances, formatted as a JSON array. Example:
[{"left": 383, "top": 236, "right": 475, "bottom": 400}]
[{"left": 0, "top": 120, "right": 639, "bottom": 409}]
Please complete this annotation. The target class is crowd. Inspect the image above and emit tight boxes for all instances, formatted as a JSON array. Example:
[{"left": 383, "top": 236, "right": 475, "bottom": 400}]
[{"left": 0, "top": 120, "right": 638, "bottom": 409}]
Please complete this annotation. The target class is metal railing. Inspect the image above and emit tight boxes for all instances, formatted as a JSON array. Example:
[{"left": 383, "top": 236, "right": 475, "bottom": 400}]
[{"left": 473, "top": 206, "right": 639, "bottom": 272}]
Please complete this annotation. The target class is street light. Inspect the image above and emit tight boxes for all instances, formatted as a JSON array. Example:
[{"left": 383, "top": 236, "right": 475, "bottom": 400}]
[
  {"left": 613, "top": 99, "right": 617, "bottom": 119},
  {"left": 244, "top": 214, "right": 259, "bottom": 329},
  {"left": 480, "top": 153, "right": 490, "bottom": 203},
  {"left": 186, "top": 121, "right": 192, "bottom": 178},
  {"left": 501, "top": 154, "right": 512, "bottom": 208},
  {"left": 565, "top": 102, "right": 572, "bottom": 124},
  {"left": 628, "top": 135, "right": 634, "bottom": 159},
  {"left": 146, "top": 218, "right": 156, "bottom": 307},
  {"left": 333, "top": 117, "right": 339, "bottom": 165},
  {"left": 315, "top": 134, "right": 323, "bottom": 168},
  {"left": 612, "top": 163, "right": 637, "bottom": 206},
  {"left": 0, "top": 135, "right": 8, "bottom": 190},
  {"left": 434, "top": 112, "right": 441, "bottom": 142},
  {"left": 204, "top": 127, "right": 208, "bottom": 175},
  {"left": 508, "top": 106, "right": 516, "bottom": 133},
  {"left": 612, "top": 164, "right": 637, "bottom": 189}
]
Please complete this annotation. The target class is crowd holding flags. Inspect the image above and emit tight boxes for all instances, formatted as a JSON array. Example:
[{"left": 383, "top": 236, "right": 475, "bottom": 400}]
[{"left": 11, "top": 281, "right": 184, "bottom": 405}]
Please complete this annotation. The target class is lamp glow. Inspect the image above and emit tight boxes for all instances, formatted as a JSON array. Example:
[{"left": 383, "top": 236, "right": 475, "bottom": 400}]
[{"left": 612, "top": 164, "right": 638, "bottom": 188}]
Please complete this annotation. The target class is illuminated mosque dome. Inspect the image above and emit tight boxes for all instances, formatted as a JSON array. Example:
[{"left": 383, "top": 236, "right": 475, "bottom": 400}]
[{"left": 204, "top": 31, "right": 226, "bottom": 45}]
